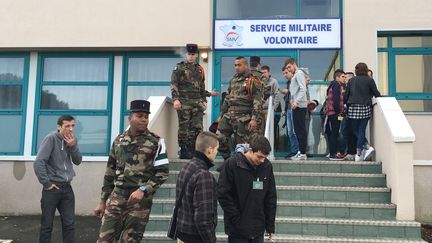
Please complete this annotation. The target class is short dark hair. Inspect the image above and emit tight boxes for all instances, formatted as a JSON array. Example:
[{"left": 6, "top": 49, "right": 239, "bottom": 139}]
[
  {"left": 236, "top": 56, "right": 248, "bottom": 65},
  {"left": 261, "top": 65, "right": 270, "bottom": 72},
  {"left": 195, "top": 131, "right": 219, "bottom": 153},
  {"left": 285, "top": 58, "right": 297, "bottom": 66},
  {"left": 281, "top": 66, "right": 287, "bottom": 71},
  {"left": 333, "top": 69, "right": 345, "bottom": 79},
  {"left": 355, "top": 62, "right": 369, "bottom": 76},
  {"left": 250, "top": 136, "right": 272, "bottom": 155},
  {"left": 57, "top": 115, "right": 75, "bottom": 126}
]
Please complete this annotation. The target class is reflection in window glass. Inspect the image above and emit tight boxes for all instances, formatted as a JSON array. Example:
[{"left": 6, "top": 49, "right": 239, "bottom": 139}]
[
  {"left": 378, "top": 52, "right": 389, "bottom": 96},
  {"left": 393, "top": 36, "right": 432, "bottom": 48},
  {"left": 0, "top": 115, "right": 22, "bottom": 153},
  {"left": 128, "top": 57, "right": 183, "bottom": 82},
  {"left": 41, "top": 86, "right": 107, "bottom": 110},
  {"left": 216, "top": 0, "right": 296, "bottom": 19},
  {"left": 127, "top": 86, "right": 171, "bottom": 107},
  {"left": 43, "top": 57, "right": 110, "bottom": 82},
  {"left": 395, "top": 55, "right": 432, "bottom": 93},
  {"left": 37, "top": 115, "right": 108, "bottom": 154},
  {"left": 300, "top": 0, "right": 340, "bottom": 18},
  {"left": 0, "top": 85, "right": 22, "bottom": 109},
  {"left": 378, "top": 37, "right": 388, "bottom": 48},
  {"left": 398, "top": 100, "right": 432, "bottom": 112},
  {"left": 300, "top": 50, "right": 339, "bottom": 81},
  {"left": 0, "top": 58, "right": 24, "bottom": 82}
]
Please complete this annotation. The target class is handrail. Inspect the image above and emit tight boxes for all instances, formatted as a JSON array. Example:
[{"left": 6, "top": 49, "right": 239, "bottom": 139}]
[{"left": 264, "top": 96, "right": 275, "bottom": 160}]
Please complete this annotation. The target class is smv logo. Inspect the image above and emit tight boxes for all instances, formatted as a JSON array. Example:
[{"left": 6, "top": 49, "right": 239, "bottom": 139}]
[{"left": 219, "top": 21, "right": 244, "bottom": 47}]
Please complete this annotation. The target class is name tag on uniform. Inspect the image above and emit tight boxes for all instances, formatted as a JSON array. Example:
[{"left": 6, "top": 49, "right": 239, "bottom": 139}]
[{"left": 253, "top": 179, "right": 263, "bottom": 190}]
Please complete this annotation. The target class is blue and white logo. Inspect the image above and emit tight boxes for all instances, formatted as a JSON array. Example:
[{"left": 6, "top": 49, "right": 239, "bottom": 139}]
[{"left": 219, "top": 21, "right": 244, "bottom": 47}]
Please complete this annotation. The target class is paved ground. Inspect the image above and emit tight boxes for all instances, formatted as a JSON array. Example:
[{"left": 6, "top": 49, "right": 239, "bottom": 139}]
[{"left": 0, "top": 216, "right": 100, "bottom": 243}]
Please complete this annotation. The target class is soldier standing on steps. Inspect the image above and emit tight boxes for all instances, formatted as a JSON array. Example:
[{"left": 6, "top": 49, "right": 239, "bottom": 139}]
[
  {"left": 171, "top": 43, "right": 219, "bottom": 159},
  {"left": 217, "top": 56, "right": 263, "bottom": 160},
  {"left": 94, "top": 100, "right": 169, "bottom": 243}
]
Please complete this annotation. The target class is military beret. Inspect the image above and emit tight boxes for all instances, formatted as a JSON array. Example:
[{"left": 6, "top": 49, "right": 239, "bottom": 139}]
[
  {"left": 186, "top": 44, "right": 198, "bottom": 54},
  {"left": 130, "top": 100, "right": 151, "bottom": 114},
  {"left": 250, "top": 56, "right": 261, "bottom": 64}
]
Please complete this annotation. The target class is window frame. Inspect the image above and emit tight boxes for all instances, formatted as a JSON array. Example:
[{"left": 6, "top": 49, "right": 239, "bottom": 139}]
[
  {"left": 378, "top": 32, "right": 432, "bottom": 112},
  {"left": 0, "top": 53, "right": 30, "bottom": 155},
  {"left": 32, "top": 53, "right": 114, "bottom": 156},
  {"left": 121, "top": 52, "right": 183, "bottom": 131}
]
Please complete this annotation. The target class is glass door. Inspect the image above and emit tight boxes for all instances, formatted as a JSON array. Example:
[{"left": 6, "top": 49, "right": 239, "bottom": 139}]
[{"left": 212, "top": 50, "right": 296, "bottom": 155}]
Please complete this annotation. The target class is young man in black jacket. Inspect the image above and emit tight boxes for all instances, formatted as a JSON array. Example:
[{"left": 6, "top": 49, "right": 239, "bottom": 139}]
[
  {"left": 218, "top": 136, "right": 277, "bottom": 243},
  {"left": 176, "top": 131, "right": 219, "bottom": 243}
]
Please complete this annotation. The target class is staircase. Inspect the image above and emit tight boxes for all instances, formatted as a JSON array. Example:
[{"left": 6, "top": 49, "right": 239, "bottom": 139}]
[{"left": 142, "top": 159, "right": 425, "bottom": 243}]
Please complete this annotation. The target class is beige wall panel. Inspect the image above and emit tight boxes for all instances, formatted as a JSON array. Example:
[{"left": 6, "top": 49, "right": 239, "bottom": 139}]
[
  {"left": 0, "top": 0, "right": 211, "bottom": 48},
  {"left": 407, "top": 115, "right": 432, "bottom": 160},
  {"left": 414, "top": 165, "right": 432, "bottom": 223},
  {"left": 343, "top": 0, "right": 432, "bottom": 78}
]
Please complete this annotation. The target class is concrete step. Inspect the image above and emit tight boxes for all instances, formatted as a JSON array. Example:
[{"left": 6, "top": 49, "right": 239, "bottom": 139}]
[
  {"left": 150, "top": 199, "right": 395, "bottom": 220},
  {"left": 156, "top": 184, "right": 391, "bottom": 203},
  {"left": 144, "top": 215, "right": 422, "bottom": 240},
  {"left": 141, "top": 231, "right": 426, "bottom": 243},
  {"left": 169, "top": 159, "right": 382, "bottom": 174},
  {"left": 165, "top": 171, "right": 386, "bottom": 187}
]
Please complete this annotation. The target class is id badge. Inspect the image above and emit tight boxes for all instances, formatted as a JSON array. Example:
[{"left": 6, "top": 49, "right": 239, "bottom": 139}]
[
  {"left": 338, "top": 114, "right": 344, "bottom": 121},
  {"left": 253, "top": 179, "right": 263, "bottom": 190}
]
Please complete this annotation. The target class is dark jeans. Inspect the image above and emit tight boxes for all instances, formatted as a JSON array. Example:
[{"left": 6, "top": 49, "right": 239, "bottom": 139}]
[
  {"left": 178, "top": 231, "right": 205, "bottom": 243},
  {"left": 326, "top": 115, "right": 341, "bottom": 156},
  {"left": 351, "top": 118, "right": 370, "bottom": 151},
  {"left": 342, "top": 118, "right": 357, "bottom": 154},
  {"left": 292, "top": 108, "right": 307, "bottom": 154},
  {"left": 228, "top": 234, "right": 264, "bottom": 243},
  {"left": 40, "top": 184, "right": 75, "bottom": 243}
]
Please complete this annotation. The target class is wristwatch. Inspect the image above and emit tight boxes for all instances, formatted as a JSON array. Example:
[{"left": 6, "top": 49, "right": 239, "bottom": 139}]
[{"left": 139, "top": 185, "right": 146, "bottom": 192}]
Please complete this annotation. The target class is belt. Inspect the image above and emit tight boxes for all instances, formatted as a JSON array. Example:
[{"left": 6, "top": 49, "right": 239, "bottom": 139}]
[
  {"left": 228, "top": 106, "right": 252, "bottom": 111},
  {"left": 52, "top": 181, "right": 71, "bottom": 188},
  {"left": 114, "top": 187, "right": 138, "bottom": 198}
]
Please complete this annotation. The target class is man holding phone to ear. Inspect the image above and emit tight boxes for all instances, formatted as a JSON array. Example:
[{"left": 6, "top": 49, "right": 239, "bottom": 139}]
[{"left": 34, "top": 115, "right": 82, "bottom": 243}]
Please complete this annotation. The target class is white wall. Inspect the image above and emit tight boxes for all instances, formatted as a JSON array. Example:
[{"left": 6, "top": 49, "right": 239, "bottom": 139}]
[
  {"left": 0, "top": 0, "right": 212, "bottom": 49},
  {"left": 343, "top": 0, "right": 432, "bottom": 75}
]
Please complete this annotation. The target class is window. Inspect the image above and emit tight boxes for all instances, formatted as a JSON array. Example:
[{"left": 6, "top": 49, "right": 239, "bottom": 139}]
[
  {"left": 122, "top": 53, "right": 182, "bottom": 130},
  {"left": 33, "top": 54, "right": 113, "bottom": 155},
  {"left": 378, "top": 32, "right": 432, "bottom": 112},
  {"left": 0, "top": 54, "right": 29, "bottom": 154},
  {"left": 216, "top": 0, "right": 340, "bottom": 19}
]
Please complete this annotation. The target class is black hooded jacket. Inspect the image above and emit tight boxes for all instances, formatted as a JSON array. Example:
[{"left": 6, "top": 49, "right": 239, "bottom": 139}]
[{"left": 217, "top": 152, "right": 277, "bottom": 239}]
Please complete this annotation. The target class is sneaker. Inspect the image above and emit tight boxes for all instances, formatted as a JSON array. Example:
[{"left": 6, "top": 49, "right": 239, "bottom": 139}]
[
  {"left": 285, "top": 152, "right": 297, "bottom": 159},
  {"left": 292, "top": 153, "right": 307, "bottom": 160},
  {"left": 363, "top": 146, "right": 375, "bottom": 161},
  {"left": 329, "top": 154, "right": 344, "bottom": 161},
  {"left": 355, "top": 154, "right": 363, "bottom": 162},
  {"left": 344, "top": 154, "right": 355, "bottom": 161},
  {"left": 336, "top": 153, "right": 347, "bottom": 159}
]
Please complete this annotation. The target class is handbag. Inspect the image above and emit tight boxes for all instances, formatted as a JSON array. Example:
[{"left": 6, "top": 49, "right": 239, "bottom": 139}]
[{"left": 167, "top": 168, "right": 198, "bottom": 239}]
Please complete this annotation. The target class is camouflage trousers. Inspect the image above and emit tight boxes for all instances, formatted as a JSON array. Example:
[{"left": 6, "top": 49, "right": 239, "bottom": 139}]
[
  {"left": 256, "top": 110, "right": 267, "bottom": 136},
  {"left": 217, "top": 111, "right": 258, "bottom": 160},
  {"left": 177, "top": 101, "right": 205, "bottom": 148},
  {"left": 97, "top": 191, "right": 153, "bottom": 243}
]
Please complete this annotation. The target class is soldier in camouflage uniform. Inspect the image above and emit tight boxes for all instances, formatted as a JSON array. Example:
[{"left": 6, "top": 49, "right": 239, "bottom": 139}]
[
  {"left": 217, "top": 56, "right": 263, "bottom": 160},
  {"left": 94, "top": 100, "right": 169, "bottom": 243},
  {"left": 250, "top": 56, "right": 270, "bottom": 135},
  {"left": 171, "top": 43, "right": 218, "bottom": 159}
]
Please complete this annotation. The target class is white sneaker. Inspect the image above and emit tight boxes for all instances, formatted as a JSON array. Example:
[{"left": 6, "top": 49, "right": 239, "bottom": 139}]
[
  {"left": 363, "top": 146, "right": 375, "bottom": 161},
  {"left": 292, "top": 153, "right": 307, "bottom": 160},
  {"left": 355, "top": 154, "right": 362, "bottom": 162}
]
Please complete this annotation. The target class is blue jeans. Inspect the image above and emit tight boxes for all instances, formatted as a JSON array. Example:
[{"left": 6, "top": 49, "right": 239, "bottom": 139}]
[
  {"left": 351, "top": 118, "right": 370, "bottom": 151},
  {"left": 286, "top": 109, "right": 299, "bottom": 154},
  {"left": 228, "top": 234, "right": 264, "bottom": 243},
  {"left": 39, "top": 184, "right": 75, "bottom": 243}
]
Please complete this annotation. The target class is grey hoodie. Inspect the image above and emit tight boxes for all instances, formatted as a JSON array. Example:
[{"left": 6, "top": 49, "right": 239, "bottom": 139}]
[
  {"left": 289, "top": 69, "right": 308, "bottom": 108},
  {"left": 34, "top": 131, "right": 82, "bottom": 189}
]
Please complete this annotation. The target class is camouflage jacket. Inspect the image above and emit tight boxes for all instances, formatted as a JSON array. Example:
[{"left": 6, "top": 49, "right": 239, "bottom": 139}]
[
  {"left": 221, "top": 71, "right": 263, "bottom": 121},
  {"left": 100, "top": 129, "right": 169, "bottom": 201},
  {"left": 171, "top": 61, "right": 210, "bottom": 104}
]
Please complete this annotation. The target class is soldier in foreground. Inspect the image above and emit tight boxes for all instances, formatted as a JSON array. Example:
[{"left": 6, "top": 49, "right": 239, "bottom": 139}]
[
  {"left": 171, "top": 43, "right": 218, "bottom": 159},
  {"left": 217, "top": 56, "right": 263, "bottom": 160},
  {"left": 94, "top": 100, "right": 169, "bottom": 243}
]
